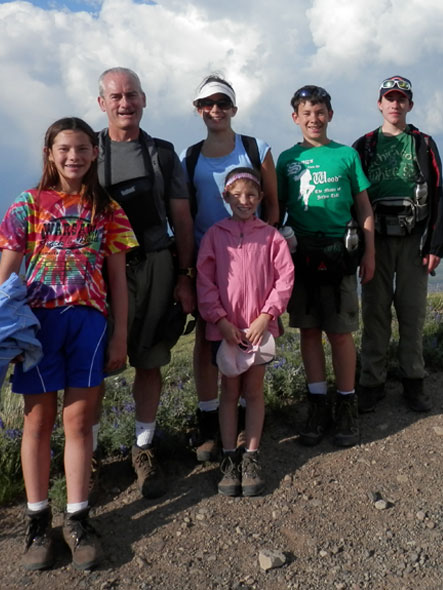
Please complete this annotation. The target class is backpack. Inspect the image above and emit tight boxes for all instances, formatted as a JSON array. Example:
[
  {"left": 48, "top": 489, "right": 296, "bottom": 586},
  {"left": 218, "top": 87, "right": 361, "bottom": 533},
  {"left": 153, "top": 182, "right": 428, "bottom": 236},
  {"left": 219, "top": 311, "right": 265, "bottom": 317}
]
[{"left": 184, "top": 135, "right": 261, "bottom": 217}]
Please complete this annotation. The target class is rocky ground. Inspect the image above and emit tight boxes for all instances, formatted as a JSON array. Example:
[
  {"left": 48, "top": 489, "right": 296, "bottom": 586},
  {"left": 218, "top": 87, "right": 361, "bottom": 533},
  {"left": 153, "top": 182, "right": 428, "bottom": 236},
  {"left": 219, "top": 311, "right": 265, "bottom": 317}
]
[{"left": 1, "top": 373, "right": 443, "bottom": 590}]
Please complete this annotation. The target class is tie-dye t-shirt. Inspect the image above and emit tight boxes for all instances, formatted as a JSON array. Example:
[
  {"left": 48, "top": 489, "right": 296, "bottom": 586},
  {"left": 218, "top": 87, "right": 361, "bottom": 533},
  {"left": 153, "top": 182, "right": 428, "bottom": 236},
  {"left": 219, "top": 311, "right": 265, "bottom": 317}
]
[{"left": 0, "top": 189, "right": 137, "bottom": 315}]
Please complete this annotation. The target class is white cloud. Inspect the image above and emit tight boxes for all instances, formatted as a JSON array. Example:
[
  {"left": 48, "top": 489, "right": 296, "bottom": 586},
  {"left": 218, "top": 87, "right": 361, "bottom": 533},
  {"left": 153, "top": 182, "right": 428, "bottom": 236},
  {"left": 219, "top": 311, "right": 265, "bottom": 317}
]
[{"left": 0, "top": 0, "right": 443, "bottom": 216}]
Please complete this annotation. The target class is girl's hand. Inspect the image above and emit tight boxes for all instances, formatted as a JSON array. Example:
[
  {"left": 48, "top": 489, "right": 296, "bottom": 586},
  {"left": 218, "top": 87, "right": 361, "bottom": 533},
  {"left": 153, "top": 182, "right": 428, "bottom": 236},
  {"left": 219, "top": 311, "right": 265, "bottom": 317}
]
[
  {"left": 105, "top": 335, "right": 127, "bottom": 372},
  {"left": 217, "top": 318, "right": 243, "bottom": 345},
  {"left": 246, "top": 313, "right": 271, "bottom": 346}
]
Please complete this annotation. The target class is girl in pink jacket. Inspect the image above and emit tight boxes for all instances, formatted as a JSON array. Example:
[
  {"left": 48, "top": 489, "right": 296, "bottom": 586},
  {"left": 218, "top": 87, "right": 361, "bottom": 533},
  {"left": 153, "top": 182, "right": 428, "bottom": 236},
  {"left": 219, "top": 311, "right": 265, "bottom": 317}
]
[{"left": 197, "top": 167, "right": 294, "bottom": 496}]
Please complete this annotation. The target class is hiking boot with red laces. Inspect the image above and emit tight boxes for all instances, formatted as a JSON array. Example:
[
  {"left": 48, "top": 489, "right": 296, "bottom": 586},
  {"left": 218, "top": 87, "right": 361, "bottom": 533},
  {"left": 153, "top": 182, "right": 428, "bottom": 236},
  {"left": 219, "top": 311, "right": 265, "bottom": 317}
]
[
  {"left": 62, "top": 508, "right": 101, "bottom": 570},
  {"left": 132, "top": 444, "right": 166, "bottom": 498},
  {"left": 241, "top": 451, "right": 265, "bottom": 496},
  {"left": 23, "top": 506, "right": 54, "bottom": 571},
  {"left": 218, "top": 451, "right": 241, "bottom": 496}
]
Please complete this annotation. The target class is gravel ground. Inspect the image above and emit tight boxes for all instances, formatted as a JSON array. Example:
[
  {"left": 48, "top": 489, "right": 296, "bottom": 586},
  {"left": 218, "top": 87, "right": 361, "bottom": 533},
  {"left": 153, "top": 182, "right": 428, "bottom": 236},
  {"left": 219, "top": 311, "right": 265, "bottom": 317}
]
[{"left": 1, "top": 373, "right": 443, "bottom": 590}]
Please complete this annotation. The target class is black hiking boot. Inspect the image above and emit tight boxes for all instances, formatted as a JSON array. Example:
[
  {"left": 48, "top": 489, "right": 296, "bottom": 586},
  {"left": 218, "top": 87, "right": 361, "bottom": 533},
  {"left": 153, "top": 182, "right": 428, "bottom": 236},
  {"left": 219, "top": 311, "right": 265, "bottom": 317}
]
[
  {"left": 402, "top": 378, "right": 432, "bottom": 412},
  {"left": 299, "top": 393, "right": 332, "bottom": 446},
  {"left": 333, "top": 393, "right": 360, "bottom": 447},
  {"left": 357, "top": 384, "right": 385, "bottom": 413},
  {"left": 23, "top": 506, "right": 54, "bottom": 571}
]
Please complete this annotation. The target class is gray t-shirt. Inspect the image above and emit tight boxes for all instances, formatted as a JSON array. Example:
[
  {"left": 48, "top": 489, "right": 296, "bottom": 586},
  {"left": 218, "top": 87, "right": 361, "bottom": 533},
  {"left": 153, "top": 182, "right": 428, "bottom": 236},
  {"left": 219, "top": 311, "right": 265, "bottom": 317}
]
[{"left": 97, "top": 129, "right": 188, "bottom": 251}]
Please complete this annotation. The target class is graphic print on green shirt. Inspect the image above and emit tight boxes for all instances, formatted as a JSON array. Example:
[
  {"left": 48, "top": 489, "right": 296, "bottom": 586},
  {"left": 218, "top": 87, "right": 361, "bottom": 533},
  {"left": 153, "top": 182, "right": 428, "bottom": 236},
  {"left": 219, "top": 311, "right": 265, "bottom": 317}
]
[
  {"left": 367, "top": 128, "right": 419, "bottom": 202},
  {"left": 277, "top": 141, "right": 370, "bottom": 238}
]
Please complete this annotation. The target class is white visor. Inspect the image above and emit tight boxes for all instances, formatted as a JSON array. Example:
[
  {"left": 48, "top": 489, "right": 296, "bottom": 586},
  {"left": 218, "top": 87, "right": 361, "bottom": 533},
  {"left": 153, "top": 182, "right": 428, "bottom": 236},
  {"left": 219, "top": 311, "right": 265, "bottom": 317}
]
[{"left": 193, "top": 81, "right": 236, "bottom": 107}]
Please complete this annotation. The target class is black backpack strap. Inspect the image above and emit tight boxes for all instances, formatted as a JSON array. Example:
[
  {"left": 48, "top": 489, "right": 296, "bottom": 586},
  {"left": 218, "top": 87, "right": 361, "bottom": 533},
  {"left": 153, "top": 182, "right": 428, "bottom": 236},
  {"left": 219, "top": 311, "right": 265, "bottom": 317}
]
[
  {"left": 185, "top": 140, "right": 204, "bottom": 218},
  {"left": 240, "top": 135, "right": 261, "bottom": 172}
]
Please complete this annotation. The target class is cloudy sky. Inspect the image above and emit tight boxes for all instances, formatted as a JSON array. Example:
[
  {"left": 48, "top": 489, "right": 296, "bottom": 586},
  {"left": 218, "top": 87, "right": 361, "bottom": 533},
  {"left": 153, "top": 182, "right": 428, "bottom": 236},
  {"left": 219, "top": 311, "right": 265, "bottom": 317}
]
[{"left": 1, "top": 0, "right": 443, "bottom": 217}]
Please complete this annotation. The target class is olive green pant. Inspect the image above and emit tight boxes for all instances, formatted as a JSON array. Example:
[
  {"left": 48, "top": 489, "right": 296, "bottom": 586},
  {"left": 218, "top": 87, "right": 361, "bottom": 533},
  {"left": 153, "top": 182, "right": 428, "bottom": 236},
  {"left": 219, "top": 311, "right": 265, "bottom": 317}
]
[{"left": 360, "top": 232, "right": 428, "bottom": 388}]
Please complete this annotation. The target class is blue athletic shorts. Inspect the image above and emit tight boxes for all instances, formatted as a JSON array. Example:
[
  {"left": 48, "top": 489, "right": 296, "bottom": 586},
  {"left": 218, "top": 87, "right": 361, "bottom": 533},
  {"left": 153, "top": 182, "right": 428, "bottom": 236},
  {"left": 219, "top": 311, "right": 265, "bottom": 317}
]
[{"left": 12, "top": 306, "right": 107, "bottom": 394}]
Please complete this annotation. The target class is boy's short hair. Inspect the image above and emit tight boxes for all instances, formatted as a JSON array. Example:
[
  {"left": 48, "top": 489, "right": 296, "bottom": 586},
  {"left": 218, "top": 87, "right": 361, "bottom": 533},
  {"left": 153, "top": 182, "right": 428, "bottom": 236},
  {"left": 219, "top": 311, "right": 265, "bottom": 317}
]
[{"left": 290, "top": 85, "right": 332, "bottom": 112}]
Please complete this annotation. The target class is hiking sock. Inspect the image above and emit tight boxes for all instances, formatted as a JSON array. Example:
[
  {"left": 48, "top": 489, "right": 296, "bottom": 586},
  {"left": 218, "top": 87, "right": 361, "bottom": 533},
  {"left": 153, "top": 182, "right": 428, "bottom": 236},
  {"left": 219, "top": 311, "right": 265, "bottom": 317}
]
[
  {"left": 308, "top": 381, "right": 328, "bottom": 395},
  {"left": 66, "top": 501, "right": 89, "bottom": 514},
  {"left": 136, "top": 420, "right": 156, "bottom": 448},
  {"left": 27, "top": 499, "right": 49, "bottom": 512},
  {"left": 337, "top": 389, "right": 355, "bottom": 396},
  {"left": 198, "top": 398, "right": 219, "bottom": 412}
]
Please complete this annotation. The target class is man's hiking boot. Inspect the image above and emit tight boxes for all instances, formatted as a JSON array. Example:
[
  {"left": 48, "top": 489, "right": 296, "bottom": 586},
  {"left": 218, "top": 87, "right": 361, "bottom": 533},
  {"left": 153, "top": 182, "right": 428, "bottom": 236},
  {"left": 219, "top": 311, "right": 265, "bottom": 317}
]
[
  {"left": 62, "top": 508, "right": 101, "bottom": 570},
  {"left": 334, "top": 393, "right": 360, "bottom": 447},
  {"left": 88, "top": 448, "right": 101, "bottom": 505},
  {"left": 357, "top": 384, "right": 385, "bottom": 413},
  {"left": 23, "top": 506, "right": 54, "bottom": 571},
  {"left": 132, "top": 444, "right": 166, "bottom": 499},
  {"left": 195, "top": 409, "right": 219, "bottom": 462},
  {"left": 241, "top": 451, "right": 265, "bottom": 496},
  {"left": 402, "top": 378, "right": 432, "bottom": 412},
  {"left": 236, "top": 405, "right": 247, "bottom": 449},
  {"left": 218, "top": 451, "right": 241, "bottom": 496},
  {"left": 299, "top": 393, "right": 332, "bottom": 446}
]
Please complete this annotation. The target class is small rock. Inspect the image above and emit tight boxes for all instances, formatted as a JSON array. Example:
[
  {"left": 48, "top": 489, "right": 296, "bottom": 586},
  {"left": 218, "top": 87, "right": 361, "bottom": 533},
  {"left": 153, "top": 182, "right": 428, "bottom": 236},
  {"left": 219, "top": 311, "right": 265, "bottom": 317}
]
[
  {"left": 258, "top": 549, "right": 286, "bottom": 571},
  {"left": 432, "top": 426, "right": 443, "bottom": 436},
  {"left": 426, "top": 520, "right": 436, "bottom": 529},
  {"left": 416, "top": 511, "right": 426, "bottom": 521},
  {"left": 319, "top": 550, "right": 328, "bottom": 558},
  {"left": 374, "top": 499, "right": 389, "bottom": 510}
]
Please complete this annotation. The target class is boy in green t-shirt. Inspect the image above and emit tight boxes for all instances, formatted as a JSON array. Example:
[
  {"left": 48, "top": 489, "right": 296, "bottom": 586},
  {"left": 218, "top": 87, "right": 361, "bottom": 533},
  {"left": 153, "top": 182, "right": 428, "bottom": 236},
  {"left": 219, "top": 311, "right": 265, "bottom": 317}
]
[
  {"left": 353, "top": 76, "right": 443, "bottom": 414},
  {"left": 277, "top": 85, "right": 375, "bottom": 447}
]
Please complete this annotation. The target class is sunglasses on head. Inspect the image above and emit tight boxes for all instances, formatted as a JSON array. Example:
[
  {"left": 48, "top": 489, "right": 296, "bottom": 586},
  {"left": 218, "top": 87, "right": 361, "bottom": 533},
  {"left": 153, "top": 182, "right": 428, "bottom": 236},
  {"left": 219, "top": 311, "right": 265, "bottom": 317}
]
[
  {"left": 197, "top": 98, "right": 234, "bottom": 111},
  {"left": 380, "top": 78, "right": 412, "bottom": 91},
  {"left": 294, "top": 86, "right": 331, "bottom": 101}
]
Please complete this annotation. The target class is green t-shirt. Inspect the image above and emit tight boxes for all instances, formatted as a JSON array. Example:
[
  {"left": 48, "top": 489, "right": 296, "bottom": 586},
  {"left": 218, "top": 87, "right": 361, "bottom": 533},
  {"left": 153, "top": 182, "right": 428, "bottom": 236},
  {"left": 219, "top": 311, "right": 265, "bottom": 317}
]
[
  {"left": 277, "top": 141, "right": 370, "bottom": 238},
  {"left": 366, "top": 127, "right": 418, "bottom": 202}
]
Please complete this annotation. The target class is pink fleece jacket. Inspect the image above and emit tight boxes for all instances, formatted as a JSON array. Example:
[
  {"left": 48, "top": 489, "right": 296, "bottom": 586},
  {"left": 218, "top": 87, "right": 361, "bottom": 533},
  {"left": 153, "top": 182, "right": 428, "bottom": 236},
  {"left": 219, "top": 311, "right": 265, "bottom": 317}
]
[{"left": 197, "top": 217, "right": 294, "bottom": 341}]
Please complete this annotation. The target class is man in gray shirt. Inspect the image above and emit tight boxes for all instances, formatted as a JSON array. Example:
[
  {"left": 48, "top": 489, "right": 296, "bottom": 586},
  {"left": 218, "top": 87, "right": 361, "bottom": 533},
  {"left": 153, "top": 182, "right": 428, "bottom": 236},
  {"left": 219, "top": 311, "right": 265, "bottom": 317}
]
[{"left": 97, "top": 67, "right": 195, "bottom": 498}]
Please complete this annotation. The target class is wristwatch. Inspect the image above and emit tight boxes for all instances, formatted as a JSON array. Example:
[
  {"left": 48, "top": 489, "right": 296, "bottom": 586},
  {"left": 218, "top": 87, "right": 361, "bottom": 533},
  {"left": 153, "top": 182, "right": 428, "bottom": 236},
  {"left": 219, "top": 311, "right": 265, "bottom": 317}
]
[{"left": 178, "top": 267, "right": 196, "bottom": 279}]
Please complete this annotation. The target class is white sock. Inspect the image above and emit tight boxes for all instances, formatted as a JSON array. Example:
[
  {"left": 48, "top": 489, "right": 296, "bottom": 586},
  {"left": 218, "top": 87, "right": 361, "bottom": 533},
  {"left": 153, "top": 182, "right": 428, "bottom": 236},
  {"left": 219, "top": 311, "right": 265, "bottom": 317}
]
[
  {"left": 92, "top": 423, "right": 99, "bottom": 452},
  {"left": 222, "top": 448, "right": 237, "bottom": 454},
  {"left": 136, "top": 420, "right": 156, "bottom": 448},
  {"left": 308, "top": 381, "right": 328, "bottom": 395},
  {"left": 27, "top": 499, "right": 49, "bottom": 512},
  {"left": 337, "top": 389, "right": 355, "bottom": 396},
  {"left": 66, "top": 501, "right": 89, "bottom": 514},
  {"left": 239, "top": 397, "right": 247, "bottom": 408},
  {"left": 198, "top": 398, "right": 219, "bottom": 412}
]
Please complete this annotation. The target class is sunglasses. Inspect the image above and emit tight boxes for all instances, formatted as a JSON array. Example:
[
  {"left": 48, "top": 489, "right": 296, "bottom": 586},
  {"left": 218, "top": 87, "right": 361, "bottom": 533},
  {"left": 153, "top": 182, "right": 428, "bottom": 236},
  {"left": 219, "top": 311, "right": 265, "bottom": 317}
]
[
  {"left": 380, "top": 78, "right": 412, "bottom": 91},
  {"left": 294, "top": 86, "right": 331, "bottom": 101},
  {"left": 197, "top": 98, "right": 234, "bottom": 111}
]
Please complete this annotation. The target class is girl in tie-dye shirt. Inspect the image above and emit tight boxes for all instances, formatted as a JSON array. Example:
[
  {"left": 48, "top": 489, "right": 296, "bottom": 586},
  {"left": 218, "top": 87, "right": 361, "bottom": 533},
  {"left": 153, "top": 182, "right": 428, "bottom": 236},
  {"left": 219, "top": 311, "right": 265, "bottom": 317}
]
[{"left": 0, "top": 117, "right": 137, "bottom": 571}]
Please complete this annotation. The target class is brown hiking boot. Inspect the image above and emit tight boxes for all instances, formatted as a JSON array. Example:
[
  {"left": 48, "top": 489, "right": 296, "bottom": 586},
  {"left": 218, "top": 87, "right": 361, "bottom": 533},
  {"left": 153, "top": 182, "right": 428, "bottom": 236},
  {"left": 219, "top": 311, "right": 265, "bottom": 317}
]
[
  {"left": 241, "top": 451, "right": 265, "bottom": 496},
  {"left": 299, "top": 393, "right": 332, "bottom": 446},
  {"left": 88, "top": 448, "right": 101, "bottom": 505},
  {"left": 23, "top": 507, "right": 54, "bottom": 571},
  {"left": 132, "top": 444, "right": 166, "bottom": 498},
  {"left": 218, "top": 451, "right": 241, "bottom": 496},
  {"left": 62, "top": 508, "right": 101, "bottom": 570},
  {"left": 333, "top": 393, "right": 360, "bottom": 447},
  {"left": 195, "top": 409, "right": 219, "bottom": 462}
]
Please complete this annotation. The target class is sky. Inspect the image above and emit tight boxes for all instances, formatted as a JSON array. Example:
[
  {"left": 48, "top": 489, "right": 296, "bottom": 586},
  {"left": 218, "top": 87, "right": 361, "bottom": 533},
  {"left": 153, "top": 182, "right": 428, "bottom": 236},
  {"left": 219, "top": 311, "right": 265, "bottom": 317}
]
[{"left": 1, "top": 0, "right": 443, "bottom": 218}]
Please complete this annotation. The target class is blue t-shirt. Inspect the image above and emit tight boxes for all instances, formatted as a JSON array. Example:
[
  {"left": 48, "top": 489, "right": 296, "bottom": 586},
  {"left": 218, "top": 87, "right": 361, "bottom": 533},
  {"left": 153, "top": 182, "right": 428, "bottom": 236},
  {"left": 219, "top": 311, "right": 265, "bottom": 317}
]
[{"left": 180, "top": 134, "right": 270, "bottom": 247}]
